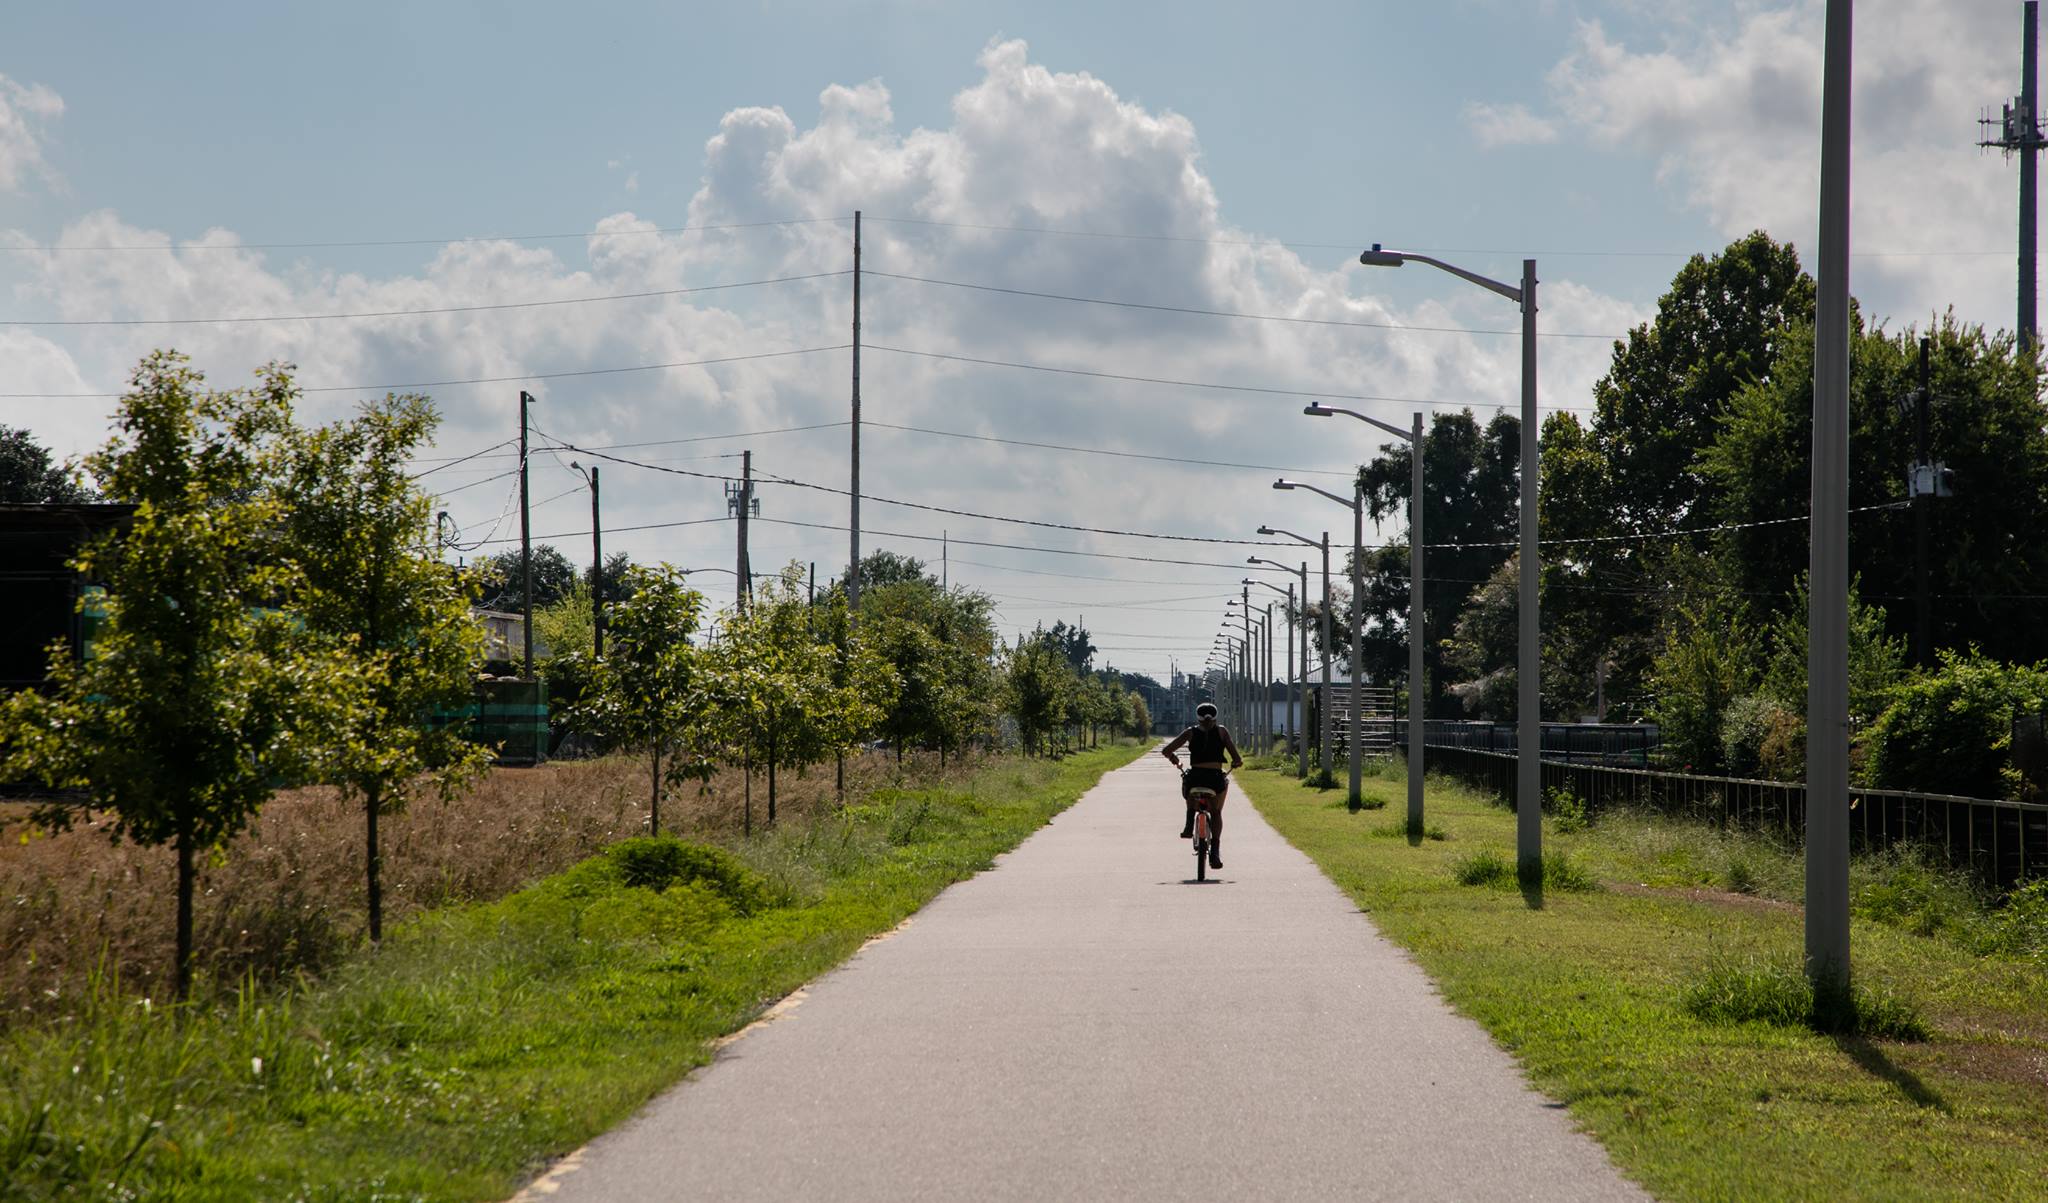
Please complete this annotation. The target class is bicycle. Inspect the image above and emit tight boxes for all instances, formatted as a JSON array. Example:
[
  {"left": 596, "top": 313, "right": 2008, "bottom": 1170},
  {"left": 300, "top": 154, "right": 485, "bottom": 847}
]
[{"left": 1181, "top": 769, "right": 1227, "bottom": 882}]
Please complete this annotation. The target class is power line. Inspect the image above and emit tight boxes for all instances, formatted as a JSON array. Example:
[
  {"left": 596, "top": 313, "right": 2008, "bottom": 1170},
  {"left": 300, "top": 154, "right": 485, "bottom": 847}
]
[
  {"left": 752, "top": 516, "right": 1276, "bottom": 570},
  {"left": 864, "top": 215, "right": 2013, "bottom": 260},
  {"left": 2, "top": 216, "right": 846, "bottom": 253},
  {"left": 868, "top": 270, "right": 1621, "bottom": 341},
  {"left": 867, "top": 420, "right": 1354, "bottom": 478},
  {"left": 468, "top": 515, "right": 732, "bottom": 547},
  {"left": 0, "top": 272, "right": 848, "bottom": 328},
  {"left": 946, "top": 557, "right": 1284, "bottom": 585},
  {"left": 408, "top": 438, "right": 516, "bottom": 478},
  {"left": 864, "top": 343, "right": 1599, "bottom": 414},
  {"left": 407, "top": 421, "right": 850, "bottom": 466},
  {"left": 0, "top": 344, "right": 851, "bottom": 399},
  {"left": 1416, "top": 501, "right": 1911, "bottom": 551},
  {"left": 532, "top": 428, "right": 1296, "bottom": 549}
]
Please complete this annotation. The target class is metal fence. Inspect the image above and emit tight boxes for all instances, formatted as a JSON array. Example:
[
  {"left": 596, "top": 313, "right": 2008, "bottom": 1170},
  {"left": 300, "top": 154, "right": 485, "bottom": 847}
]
[{"left": 1419, "top": 743, "right": 2048, "bottom": 891}]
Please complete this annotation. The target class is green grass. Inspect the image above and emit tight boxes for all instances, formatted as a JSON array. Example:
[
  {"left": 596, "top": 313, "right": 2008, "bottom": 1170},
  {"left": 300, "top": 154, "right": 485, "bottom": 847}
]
[
  {"left": 1237, "top": 760, "right": 2048, "bottom": 1203},
  {"left": 0, "top": 743, "right": 1144, "bottom": 1202}
]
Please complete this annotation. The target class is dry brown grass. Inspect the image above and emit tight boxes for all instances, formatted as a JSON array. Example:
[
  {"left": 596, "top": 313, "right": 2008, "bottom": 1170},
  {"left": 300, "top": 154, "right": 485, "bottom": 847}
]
[{"left": 0, "top": 748, "right": 976, "bottom": 1026}]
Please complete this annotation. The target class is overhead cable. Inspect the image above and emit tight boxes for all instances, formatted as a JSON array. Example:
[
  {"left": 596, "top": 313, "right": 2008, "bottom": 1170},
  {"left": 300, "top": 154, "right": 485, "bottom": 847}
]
[{"left": 0, "top": 272, "right": 849, "bottom": 327}]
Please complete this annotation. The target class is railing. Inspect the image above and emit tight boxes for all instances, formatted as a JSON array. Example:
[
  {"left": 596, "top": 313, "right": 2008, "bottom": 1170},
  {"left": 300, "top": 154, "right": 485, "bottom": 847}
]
[{"left": 1417, "top": 743, "right": 2048, "bottom": 891}]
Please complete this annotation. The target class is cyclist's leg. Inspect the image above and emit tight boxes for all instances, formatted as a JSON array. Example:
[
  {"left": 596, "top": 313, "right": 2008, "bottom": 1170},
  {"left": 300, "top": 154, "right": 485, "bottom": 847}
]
[
  {"left": 1208, "top": 788, "right": 1227, "bottom": 867},
  {"left": 1179, "top": 778, "right": 1196, "bottom": 837}
]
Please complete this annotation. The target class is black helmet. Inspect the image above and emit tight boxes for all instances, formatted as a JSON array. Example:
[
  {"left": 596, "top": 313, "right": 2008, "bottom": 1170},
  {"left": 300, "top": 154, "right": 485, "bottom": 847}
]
[{"left": 1195, "top": 703, "right": 1218, "bottom": 719}]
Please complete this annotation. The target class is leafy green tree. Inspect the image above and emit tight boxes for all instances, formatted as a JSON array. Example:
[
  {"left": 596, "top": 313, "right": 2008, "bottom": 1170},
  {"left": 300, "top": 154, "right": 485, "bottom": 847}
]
[
  {"left": 473, "top": 543, "right": 579, "bottom": 612},
  {"left": 0, "top": 353, "right": 361, "bottom": 998},
  {"left": 1127, "top": 688, "right": 1153, "bottom": 738},
  {"left": 1705, "top": 315, "right": 2048, "bottom": 665},
  {"left": 1046, "top": 620, "right": 1097, "bottom": 674},
  {"left": 860, "top": 576, "right": 999, "bottom": 762},
  {"left": 1757, "top": 576, "right": 1907, "bottom": 725},
  {"left": 0, "top": 423, "right": 91, "bottom": 502},
  {"left": 578, "top": 564, "right": 714, "bottom": 833},
  {"left": 1540, "top": 233, "right": 1815, "bottom": 711},
  {"left": 281, "top": 394, "right": 493, "bottom": 941},
  {"left": 1357, "top": 409, "right": 1521, "bottom": 713},
  {"left": 1647, "top": 592, "right": 1761, "bottom": 773},
  {"left": 1865, "top": 650, "right": 2048, "bottom": 799},
  {"left": 1006, "top": 628, "right": 1075, "bottom": 756},
  {"left": 711, "top": 567, "right": 892, "bottom": 826}
]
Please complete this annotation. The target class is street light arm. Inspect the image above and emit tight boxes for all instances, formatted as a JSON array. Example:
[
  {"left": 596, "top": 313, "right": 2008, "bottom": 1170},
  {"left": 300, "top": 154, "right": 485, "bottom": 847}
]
[
  {"left": 1275, "top": 478, "right": 1358, "bottom": 510},
  {"left": 1304, "top": 403, "right": 1413, "bottom": 443},
  {"left": 1257, "top": 524, "right": 1321, "bottom": 550},
  {"left": 1360, "top": 246, "right": 1523, "bottom": 306}
]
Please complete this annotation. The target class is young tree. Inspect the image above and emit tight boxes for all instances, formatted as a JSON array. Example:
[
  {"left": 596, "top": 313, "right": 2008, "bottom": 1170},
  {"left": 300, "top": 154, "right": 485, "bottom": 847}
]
[
  {"left": 473, "top": 543, "right": 579, "bottom": 612},
  {"left": 0, "top": 353, "right": 359, "bottom": 998},
  {"left": 281, "top": 394, "right": 493, "bottom": 941},
  {"left": 1006, "top": 629, "right": 1074, "bottom": 756},
  {"left": 578, "top": 564, "right": 714, "bottom": 833},
  {"left": 711, "top": 568, "right": 892, "bottom": 826}
]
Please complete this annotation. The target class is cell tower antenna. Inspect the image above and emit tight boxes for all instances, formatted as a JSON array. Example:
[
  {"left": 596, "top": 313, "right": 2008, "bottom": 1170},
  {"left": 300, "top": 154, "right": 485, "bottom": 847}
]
[{"left": 1981, "top": 0, "right": 2046, "bottom": 352}]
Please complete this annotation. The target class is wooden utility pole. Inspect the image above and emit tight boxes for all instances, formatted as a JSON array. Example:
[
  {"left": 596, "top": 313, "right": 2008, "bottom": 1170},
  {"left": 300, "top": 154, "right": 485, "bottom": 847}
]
[
  {"left": 589, "top": 465, "right": 604, "bottom": 659},
  {"left": 1981, "top": 1, "right": 2044, "bottom": 352},
  {"left": 518, "top": 389, "right": 535, "bottom": 678},
  {"left": 849, "top": 210, "right": 863, "bottom": 615}
]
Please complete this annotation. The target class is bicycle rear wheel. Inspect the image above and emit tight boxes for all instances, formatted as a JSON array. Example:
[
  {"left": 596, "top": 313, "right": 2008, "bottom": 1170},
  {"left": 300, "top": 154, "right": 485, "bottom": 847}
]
[{"left": 1194, "top": 811, "right": 1210, "bottom": 882}]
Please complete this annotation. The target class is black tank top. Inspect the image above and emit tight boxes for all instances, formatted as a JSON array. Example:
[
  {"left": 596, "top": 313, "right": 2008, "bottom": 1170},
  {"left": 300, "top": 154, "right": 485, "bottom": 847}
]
[{"left": 1185, "top": 724, "right": 1225, "bottom": 762}]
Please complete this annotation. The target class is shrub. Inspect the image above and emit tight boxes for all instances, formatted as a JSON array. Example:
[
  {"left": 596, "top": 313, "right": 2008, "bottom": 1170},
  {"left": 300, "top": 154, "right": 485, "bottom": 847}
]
[
  {"left": 1682, "top": 956, "right": 1929, "bottom": 1040},
  {"left": 1724, "top": 857, "right": 1759, "bottom": 895},
  {"left": 606, "top": 837, "right": 771, "bottom": 914},
  {"left": 1850, "top": 849, "right": 1983, "bottom": 942},
  {"left": 1371, "top": 820, "right": 1448, "bottom": 841},
  {"left": 1865, "top": 650, "right": 2048, "bottom": 799},
  {"left": 1454, "top": 850, "right": 1513, "bottom": 887},
  {"left": 1544, "top": 786, "right": 1589, "bottom": 834},
  {"left": 1452, "top": 849, "right": 1598, "bottom": 892},
  {"left": 1721, "top": 693, "right": 1795, "bottom": 779}
]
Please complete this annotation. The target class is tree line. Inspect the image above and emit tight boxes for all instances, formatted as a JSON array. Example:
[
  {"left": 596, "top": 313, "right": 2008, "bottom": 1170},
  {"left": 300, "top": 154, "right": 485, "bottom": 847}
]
[
  {"left": 1333, "top": 232, "right": 2048, "bottom": 798},
  {"left": 0, "top": 353, "right": 1152, "bottom": 999}
]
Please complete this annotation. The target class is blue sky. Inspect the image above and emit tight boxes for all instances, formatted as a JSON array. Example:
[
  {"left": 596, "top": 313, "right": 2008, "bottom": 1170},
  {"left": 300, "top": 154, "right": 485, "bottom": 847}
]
[{"left": 0, "top": 1, "right": 2030, "bottom": 679}]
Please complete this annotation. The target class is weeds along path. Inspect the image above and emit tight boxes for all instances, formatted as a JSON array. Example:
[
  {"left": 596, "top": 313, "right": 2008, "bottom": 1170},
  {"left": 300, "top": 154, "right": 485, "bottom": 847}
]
[{"left": 526, "top": 752, "right": 1643, "bottom": 1202}]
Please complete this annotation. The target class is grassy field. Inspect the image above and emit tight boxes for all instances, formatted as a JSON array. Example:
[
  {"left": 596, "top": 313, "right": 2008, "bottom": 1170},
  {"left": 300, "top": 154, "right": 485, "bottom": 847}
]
[
  {"left": 0, "top": 749, "right": 976, "bottom": 1024},
  {"left": 1, "top": 743, "right": 1142, "bottom": 1202},
  {"left": 1238, "top": 759, "right": 2048, "bottom": 1203}
]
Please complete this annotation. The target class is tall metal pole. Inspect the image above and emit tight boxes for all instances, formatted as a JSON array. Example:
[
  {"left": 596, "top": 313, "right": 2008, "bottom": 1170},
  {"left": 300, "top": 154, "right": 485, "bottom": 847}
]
[
  {"left": 1808, "top": 0, "right": 1855, "bottom": 996},
  {"left": 1296, "top": 567, "right": 1307, "bottom": 779},
  {"left": 1285, "top": 583, "right": 1297, "bottom": 771},
  {"left": 1320, "top": 533, "right": 1333, "bottom": 778},
  {"left": 589, "top": 466, "right": 604, "bottom": 659},
  {"left": 1409, "top": 410, "right": 1426, "bottom": 832},
  {"left": 2026, "top": 0, "right": 2040, "bottom": 352},
  {"left": 1242, "top": 585, "right": 1253, "bottom": 747},
  {"left": 1349, "top": 488, "right": 1364, "bottom": 804},
  {"left": 518, "top": 389, "right": 534, "bottom": 679},
  {"left": 849, "top": 210, "right": 863, "bottom": 613},
  {"left": 1253, "top": 602, "right": 1269, "bottom": 754},
  {"left": 1517, "top": 260, "right": 1542, "bottom": 878},
  {"left": 1913, "top": 337, "right": 1932, "bottom": 667}
]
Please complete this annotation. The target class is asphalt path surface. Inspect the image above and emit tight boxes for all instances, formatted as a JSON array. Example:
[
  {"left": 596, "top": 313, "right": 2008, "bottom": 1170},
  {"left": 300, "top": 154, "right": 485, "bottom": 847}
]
[{"left": 522, "top": 753, "right": 1646, "bottom": 1201}]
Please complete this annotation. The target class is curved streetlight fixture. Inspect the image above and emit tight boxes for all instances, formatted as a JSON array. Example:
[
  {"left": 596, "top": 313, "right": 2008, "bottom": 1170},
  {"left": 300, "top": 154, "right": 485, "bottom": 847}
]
[
  {"left": 1360, "top": 241, "right": 1541, "bottom": 877},
  {"left": 1304, "top": 403, "right": 1427, "bottom": 833},
  {"left": 1274, "top": 476, "right": 1366, "bottom": 805},
  {"left": 566, "top": 460, "right": 604, "bottom": 658}
]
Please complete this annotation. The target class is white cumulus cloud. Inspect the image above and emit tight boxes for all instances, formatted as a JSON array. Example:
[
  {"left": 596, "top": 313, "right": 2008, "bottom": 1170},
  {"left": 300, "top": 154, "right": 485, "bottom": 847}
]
[
  {"left": 1464, "top": 101, "right": 1559, "bottom": 147},
  {"left": 0, "top": 74, "right": 63, "bottom": 192}
]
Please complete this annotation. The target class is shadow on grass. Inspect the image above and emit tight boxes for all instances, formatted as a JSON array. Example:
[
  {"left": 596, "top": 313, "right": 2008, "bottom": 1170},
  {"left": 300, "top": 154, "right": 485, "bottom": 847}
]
[
  {"left": 1836, "top": 1037, "right": 1950, "bottom": 1111},
  {"left": 1520, "top": 861, "right": 1545, "bottom": 911}
]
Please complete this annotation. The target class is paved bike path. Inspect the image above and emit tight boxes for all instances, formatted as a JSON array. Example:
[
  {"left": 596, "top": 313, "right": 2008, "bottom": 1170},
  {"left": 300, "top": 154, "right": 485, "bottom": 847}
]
[{"left": 524, "top": 754, "right": 1645, "bottom": 1201}]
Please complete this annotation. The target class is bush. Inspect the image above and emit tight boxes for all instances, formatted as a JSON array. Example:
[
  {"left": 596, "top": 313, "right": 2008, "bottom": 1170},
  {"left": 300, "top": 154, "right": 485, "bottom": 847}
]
[
  {"left": 1721, "top": 693, "right": 1797, "bottom": 779},
  {"left": 1544, "top": 786, "right": 1589, "bottom": 834},
  {"left": 1851, "top": 849, "right": 1983, "bottom": 942},
  {"left": 1682, "top": 956, "right": 1929, "bottom": 1040},
  {"left": 606, "top": 837, "right": 772, "bottom": 914},
  {"left": 1452, "top": 849, "right": 1598, "bottom": 892},
  {"left": 1865, "top": 650, "right": 2048, "bottom": 799}
]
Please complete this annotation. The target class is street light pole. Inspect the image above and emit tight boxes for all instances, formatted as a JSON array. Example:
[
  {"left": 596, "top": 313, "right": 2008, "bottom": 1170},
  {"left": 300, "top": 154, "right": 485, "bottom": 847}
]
[
  {"left": 518, "top": 389, "right": 535, "bottom": 680},
  {"left": 1809, "top": 0, "right": 1854, "bottom": 999},
  {"left": 1261, "top": 526, "right": 1334, "bottom": 782},
  {"left": 1245, "top": 575, "right": 1298, "bottom": 768},
  {"left": 1274, "top": 478, "right": 1366, "bottom": 804},
  {"left": 1359, "top": 244, "right": 1539, "bottom": 873},
  {"left": 1304, "top": 405, "right": 1428, "bottom": 831}
]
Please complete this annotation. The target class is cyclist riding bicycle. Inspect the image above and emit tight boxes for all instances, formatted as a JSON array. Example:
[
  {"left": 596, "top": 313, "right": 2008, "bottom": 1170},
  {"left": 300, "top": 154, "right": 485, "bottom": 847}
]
[{"left": 1162, "top": 702, "right": 1243, "bottom": 870}]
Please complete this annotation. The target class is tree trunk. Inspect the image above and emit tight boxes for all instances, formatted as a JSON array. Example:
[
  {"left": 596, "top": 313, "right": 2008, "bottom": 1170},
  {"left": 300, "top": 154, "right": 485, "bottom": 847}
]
[
  {"left": 649, "top": 743, "right": 662, "bottom": 835},
  {"left": 767, "top": 730, "right": 778, "bottom": 825},
  {"left": 744, "top": 749, "right": 753, "bottom": 837},
  {"left": 174, "top": 828, "right": 194, "bottom": 1001},
  {"left": 366, "top": 780, "right": 384, "bottom": 942},
  {"left": 835, "top": 751, "right": 844, "bottom": 806}
]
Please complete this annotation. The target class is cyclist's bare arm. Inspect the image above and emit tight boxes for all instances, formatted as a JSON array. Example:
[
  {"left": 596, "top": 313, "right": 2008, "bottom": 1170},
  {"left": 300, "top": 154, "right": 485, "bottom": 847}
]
[
  {"left": 1221, "top": 727, "right": 1245, "bottom": 770},
  {"left": 1161, "top": 729, "right": 1190, "bottom": 768}
]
